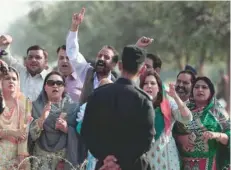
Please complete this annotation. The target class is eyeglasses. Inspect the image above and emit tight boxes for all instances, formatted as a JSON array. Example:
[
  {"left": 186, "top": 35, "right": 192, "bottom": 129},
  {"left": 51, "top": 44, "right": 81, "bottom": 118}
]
[{"left": 46, "top": 80, "right": 64, "bottom": 87}]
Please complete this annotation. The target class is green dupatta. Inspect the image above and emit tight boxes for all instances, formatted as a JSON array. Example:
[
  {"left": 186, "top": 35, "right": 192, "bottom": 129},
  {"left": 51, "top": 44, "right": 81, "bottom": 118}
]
[{"left": 179, "top": 97, "right": 230, "bottom": 169}]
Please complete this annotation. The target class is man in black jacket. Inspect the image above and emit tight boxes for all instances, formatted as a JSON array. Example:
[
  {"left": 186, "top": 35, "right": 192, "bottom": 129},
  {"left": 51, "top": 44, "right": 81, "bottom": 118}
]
[{"left": 81, "top": 45, "right": 155, "bottom": 170}]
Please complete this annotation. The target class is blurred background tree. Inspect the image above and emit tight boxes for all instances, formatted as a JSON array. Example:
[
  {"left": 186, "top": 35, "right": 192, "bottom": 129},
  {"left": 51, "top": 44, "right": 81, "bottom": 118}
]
[{"left": 6, "top": 1, "right": 230, "bottom": 81}]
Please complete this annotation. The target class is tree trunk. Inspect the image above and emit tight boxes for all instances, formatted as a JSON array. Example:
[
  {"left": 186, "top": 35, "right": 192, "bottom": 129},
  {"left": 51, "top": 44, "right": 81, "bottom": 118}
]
[
  {"left": 226, "top": 50, "right": 230, "bottom": 113},
  {"left": 174, "top": 51, "right": 184, "bottom": 70},
  {"left": 227, "top": 50, "right": 230, "bottom": 80},
  {"left": 185, "top": 49, "right": 191, "bottom": 64},
  {"left": 197, "top": 43, "right": 206, "bottom": 76}
]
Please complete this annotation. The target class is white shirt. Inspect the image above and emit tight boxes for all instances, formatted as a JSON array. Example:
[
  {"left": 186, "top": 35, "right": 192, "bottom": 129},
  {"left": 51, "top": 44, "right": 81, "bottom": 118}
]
[
  {"left": 66, "top": 31, "right": 91, "bottom": 84},
  {"left": 93, "top": 72, "right": 111, "bottom": 89},
  {"left": 66, "top": 31, "right": 113, "bottom": 88},
  {"left": 0, "top": 46, "right": 48, "bottom": 101}
]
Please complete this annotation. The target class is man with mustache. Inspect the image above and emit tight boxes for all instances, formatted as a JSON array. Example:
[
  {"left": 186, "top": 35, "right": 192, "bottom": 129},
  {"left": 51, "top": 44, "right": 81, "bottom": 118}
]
[
  {"left": 175, "top": 70, "right": 196, "bottom": 102},
  {"left": 81, "top": 45, "right": 155, "bottom": 170},
  {"left": 0, "top": 35, "right": 49, "bottom": 101},
  {"left": 173, "top": 70, "right": 196, "bottom": 155},
  {"left": 66, "top": 8, "right": 119, "bottom": 105}
]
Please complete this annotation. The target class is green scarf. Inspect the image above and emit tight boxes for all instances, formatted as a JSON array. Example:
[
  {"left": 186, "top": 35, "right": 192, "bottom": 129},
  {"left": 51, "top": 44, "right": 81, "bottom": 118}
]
[
  {"left": 154, "top": 107, "right": 165, "bottom": 140},
  {"left": 179, "top": 97, "right": 230, "bottom": 169}
]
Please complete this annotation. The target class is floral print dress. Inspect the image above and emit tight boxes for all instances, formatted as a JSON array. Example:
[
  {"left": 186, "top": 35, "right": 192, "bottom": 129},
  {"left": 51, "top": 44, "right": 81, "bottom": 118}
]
[{"left": 147, "top": 101, "right": 192, "bottom": 170}]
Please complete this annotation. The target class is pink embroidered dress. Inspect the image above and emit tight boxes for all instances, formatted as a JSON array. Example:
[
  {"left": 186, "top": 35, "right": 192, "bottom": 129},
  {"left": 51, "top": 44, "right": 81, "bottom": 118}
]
[{"left": 0, "top": 94, "right": 32, "bottom": 170}]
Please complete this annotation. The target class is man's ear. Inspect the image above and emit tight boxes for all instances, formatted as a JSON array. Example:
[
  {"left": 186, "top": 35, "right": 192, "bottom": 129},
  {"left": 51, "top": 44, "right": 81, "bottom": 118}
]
[
  {"left": 139, "top": 64, "right": 147, "bottom": 76},
  {"left": 23, "top": 57, "right": 27, "bottom": 67},
  {"left": 154, "top": 67, "right": 161, "bottom": 75},
  {"left": 118, "top": 61, "right": 123, "bottom": 72},
  {"left": 45, "top": 58, "right": 49, "bottom": 70},
  {"left": 111, "top": 60, "right": 117, "bottom": 69}
]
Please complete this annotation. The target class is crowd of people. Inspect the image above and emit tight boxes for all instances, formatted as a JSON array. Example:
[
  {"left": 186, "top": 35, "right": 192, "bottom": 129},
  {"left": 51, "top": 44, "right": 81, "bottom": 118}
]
[{"left": 0, "top": 7, "right": 230, "bottom": 170}]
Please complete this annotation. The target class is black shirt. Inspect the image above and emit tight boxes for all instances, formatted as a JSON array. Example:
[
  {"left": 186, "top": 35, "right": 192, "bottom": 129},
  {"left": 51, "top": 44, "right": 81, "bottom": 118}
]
[{"left": 81, "top": 77, "right": 155, "bottom": 170}]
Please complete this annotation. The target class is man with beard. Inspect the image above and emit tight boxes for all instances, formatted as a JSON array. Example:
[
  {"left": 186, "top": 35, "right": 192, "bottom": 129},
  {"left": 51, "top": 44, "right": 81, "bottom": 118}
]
[
  {"left": 66, "top": 8, "right": 119, "bottom": 105},
  {"left": 81, "top": 45, "right": 155, "bottom": 170},
  {"left": 79, "top": 45, "right": 119, "bottom": 104},
  {"left": 0, "top": 35, "right": 48, "bottom": 101},
  {"left": 175, "top": 70, "right": 196, "bottom": 102},
  {"left": 173, "top": 70, "right": 196, "bottom": 154}
]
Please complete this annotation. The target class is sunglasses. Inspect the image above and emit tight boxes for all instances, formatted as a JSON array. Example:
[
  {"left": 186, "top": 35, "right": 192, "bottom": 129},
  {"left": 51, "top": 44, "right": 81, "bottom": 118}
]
[{"left": 46, "top": 80, "right": 64, "bottom": 87}]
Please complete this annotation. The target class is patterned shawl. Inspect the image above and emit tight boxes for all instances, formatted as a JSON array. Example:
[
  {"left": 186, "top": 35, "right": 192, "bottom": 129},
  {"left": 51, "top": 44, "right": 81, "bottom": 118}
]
[
  {"left": 0, "top": 92, "right": 32, "bottom": 156},
  {"left": 31, "top": 90, "right": 84, "bottom": 169},
  {"left": 176, "top": 97, "right": 230, "bottom": 169}
]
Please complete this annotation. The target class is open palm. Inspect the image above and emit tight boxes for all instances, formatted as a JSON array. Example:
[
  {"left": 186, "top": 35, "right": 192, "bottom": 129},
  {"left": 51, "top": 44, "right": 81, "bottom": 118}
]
[{"left": 166, "top": 83, "right": 177, "bottom": 98}]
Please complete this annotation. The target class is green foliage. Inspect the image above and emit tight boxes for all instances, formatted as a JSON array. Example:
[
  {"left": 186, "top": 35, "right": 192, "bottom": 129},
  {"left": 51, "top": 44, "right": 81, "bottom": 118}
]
[{"left": 7, "top": 1, "right": 230, "bottom": 72}]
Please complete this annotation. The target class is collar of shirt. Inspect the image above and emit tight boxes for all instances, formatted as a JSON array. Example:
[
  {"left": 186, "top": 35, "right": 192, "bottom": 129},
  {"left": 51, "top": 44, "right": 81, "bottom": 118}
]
[
  {"left": 69, "top": 71, "right": 78, "bottom": 80},
  {"left": 93, "top": 72, "right": 112, "bottom": 89},
  {"left": 116, "top": 77, "right": 137, "bottom": 86},
  {"left": 26, "top": 69, "right": 48, "bottom": 79},
  {"left": 40, "top": 69, "right": 48, "bottom": 79},
  {"left": 65, "top": 71, "right": 83, "bottom": 88}
]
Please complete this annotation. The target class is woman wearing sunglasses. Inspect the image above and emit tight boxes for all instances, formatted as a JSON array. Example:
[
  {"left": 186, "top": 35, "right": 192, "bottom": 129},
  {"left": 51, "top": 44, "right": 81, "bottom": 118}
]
[
  {"left": 0, "top": 61, "right": 32, "bottom": 170},
  {"left": 29, "top": 71, "right": 83, "bottom": 170}
]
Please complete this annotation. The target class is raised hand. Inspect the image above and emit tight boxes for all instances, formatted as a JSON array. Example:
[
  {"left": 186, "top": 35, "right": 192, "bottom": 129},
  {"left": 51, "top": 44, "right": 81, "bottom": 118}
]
[
  {"left": 55, "top": 117, "right": 68, "bottom": 133},
  {"left": 71, "top": 7, "right": 85, "bottom": 31},
  {"left": 135, "top": 36, "right": 153, "bottom": 48},
  {"left": 42, "top": 101, "right": 51, "bottom": 120},
  {"left": 166, "top": 83, "right": 178, "bottom": 99},
  {"left": 38, "top": 101, "right": 51, "bottom": 128},
  {"left": 0, "top": 35, "right": 12, "bottom": 46}
]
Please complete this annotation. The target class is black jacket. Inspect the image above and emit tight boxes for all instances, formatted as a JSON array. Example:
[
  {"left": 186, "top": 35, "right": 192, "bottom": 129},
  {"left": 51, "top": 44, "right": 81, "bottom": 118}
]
[{"left": 81, "top": 78, "right": 155, "bottom": 170}]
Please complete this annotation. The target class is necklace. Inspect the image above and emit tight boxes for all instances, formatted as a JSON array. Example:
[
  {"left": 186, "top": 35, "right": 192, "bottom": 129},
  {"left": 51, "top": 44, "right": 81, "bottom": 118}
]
[
  {"left": 3, "top": 107, "right": 15, "bottom": 119},
  {"left": 193, "top": 107, "right": 205, "bottom": 112}
]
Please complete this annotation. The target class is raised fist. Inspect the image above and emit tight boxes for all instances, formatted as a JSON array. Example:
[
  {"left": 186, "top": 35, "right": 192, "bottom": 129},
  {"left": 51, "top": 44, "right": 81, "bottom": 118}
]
[
  {"left": 135, "top": 36, "right": 153, "bottom": 48},
  {"left": 0, "top": 35, "right": 12, "bottom": 46}
]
